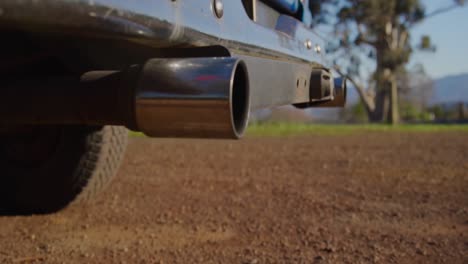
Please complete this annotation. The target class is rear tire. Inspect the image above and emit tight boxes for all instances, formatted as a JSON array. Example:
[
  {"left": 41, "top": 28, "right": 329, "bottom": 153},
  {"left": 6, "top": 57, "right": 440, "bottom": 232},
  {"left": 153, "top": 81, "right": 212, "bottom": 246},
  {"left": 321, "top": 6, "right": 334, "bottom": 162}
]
[{"left": 0, "top": 125, "right": 128, "bottom": 214}]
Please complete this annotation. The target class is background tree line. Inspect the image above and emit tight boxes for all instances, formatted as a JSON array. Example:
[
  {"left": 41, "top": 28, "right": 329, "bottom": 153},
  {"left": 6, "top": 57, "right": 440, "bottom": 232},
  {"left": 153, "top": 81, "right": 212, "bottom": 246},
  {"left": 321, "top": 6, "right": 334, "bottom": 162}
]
[{"left": 308, "top": 0, "right": 466, "bottom": 123}]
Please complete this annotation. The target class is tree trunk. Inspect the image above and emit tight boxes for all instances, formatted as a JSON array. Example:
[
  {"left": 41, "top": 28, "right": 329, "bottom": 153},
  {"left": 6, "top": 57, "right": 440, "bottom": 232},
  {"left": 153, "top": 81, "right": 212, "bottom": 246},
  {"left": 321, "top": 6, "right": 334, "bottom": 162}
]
[
  {"left": 367, "top": 82, "right": 399, "bottom": 124},
  {"left": 366, "top": 66, "right": 400, "bottom": 124},
  {"left": 368, "top": 89, "right": 388, "bottom": 122},
  {"left": 389, "top": 75, "right": 400, "bottom": 124},
  {"left": 368, "top": 66, "right": 390, "bottom": 123}
]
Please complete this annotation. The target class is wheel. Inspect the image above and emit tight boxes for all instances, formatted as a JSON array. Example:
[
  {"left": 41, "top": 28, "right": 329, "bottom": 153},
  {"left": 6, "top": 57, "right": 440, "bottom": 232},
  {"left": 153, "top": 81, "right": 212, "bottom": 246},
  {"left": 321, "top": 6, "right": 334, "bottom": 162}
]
[{"left": 0, "top": 125, "right": 128, "bottom": 214}]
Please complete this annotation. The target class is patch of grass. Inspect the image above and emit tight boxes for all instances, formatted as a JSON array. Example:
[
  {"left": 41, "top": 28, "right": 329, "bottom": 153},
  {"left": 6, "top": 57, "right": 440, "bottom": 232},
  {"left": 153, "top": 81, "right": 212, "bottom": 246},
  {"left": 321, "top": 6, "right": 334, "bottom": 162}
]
[
  {"left": 128, "top": 123, "right": 468, "bottom": 137},
  {"left": 246, "top": 123, "right": 468, "bottom": 137},
  {"left": 128, "top": 131, "right": 145, "bottom": 137}
]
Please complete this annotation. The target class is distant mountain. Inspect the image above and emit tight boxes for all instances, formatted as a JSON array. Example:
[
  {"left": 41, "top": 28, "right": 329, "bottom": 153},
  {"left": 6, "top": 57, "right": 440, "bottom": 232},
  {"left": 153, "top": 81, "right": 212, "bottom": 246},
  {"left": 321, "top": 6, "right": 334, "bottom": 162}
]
[{"left": 431, "top": 73, "right": 468, "bottom": 104}]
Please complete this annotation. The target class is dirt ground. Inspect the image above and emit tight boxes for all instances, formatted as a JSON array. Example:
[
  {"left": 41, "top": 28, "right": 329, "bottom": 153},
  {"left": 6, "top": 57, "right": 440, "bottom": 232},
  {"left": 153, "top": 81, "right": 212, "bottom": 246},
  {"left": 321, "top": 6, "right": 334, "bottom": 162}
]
[{"left": 0, "top": 132, "right": 467, "bottom": 264}]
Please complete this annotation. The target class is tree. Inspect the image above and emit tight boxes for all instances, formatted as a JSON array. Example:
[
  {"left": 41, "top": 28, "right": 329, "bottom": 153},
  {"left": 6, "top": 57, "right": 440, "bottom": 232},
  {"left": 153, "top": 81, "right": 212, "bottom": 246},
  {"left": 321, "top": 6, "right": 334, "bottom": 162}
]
[{"left": 309, "top": 0, "right": 465, "bottom": 123}]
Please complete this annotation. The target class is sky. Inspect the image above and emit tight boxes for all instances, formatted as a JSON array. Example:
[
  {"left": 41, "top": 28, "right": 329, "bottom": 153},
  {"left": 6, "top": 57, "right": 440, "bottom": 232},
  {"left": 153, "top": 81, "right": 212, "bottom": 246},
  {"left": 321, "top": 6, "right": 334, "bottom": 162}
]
[{"left": 410, "top": 0, "right": 468, "bottom": 79}]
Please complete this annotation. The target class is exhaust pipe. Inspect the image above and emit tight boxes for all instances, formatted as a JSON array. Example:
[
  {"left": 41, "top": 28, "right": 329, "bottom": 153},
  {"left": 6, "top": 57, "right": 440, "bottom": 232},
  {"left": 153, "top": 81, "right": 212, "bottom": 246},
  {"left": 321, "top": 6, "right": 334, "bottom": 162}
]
[
  {"left": 0, "top": 57, "right": 250, "bottom": 139},
  {"left": 135, "top": 58, "right": 250, "bottom": 139}
]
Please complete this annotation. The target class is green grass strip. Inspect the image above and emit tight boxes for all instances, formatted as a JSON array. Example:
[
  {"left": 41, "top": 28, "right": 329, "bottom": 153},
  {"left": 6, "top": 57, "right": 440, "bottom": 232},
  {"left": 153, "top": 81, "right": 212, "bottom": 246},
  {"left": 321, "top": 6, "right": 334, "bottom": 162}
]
[
  {"left": 128, "top": 123, "right": 468, "bottom": 138},
  {"left": 246, "top": 123, "right": 468, "bottom": 137}
]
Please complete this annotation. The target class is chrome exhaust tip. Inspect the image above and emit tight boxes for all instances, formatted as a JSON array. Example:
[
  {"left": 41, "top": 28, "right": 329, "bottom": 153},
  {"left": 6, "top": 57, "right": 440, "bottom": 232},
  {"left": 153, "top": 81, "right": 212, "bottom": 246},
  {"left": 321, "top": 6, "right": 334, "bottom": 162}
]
[{"left": 135, "top": 57, "right": 250, "bottom": 139}]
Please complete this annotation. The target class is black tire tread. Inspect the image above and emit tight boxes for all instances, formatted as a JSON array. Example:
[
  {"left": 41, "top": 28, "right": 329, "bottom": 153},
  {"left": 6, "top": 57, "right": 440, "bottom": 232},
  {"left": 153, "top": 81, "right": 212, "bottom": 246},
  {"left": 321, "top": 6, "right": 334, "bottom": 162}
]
[
  {"left": 73, "top": 126, "right": 128, "bottom": 203},
  {"left": 0, "top": 125, "right": 128, "bottom": 214}
]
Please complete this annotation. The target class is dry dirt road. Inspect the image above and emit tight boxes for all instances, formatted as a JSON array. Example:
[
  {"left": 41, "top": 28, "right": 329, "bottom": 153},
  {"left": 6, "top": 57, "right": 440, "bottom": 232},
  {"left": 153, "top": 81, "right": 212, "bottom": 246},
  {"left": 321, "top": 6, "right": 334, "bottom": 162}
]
[{"left": 0, "top": 133, "right": 467, "bottom": 264}]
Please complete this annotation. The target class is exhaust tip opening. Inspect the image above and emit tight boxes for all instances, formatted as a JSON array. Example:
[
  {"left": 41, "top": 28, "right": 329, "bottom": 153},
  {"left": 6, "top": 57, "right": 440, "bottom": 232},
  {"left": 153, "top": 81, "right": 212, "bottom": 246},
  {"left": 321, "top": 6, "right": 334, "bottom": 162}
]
[{"left": 231, "top": 61, "right": 250, "bottom": 138}]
